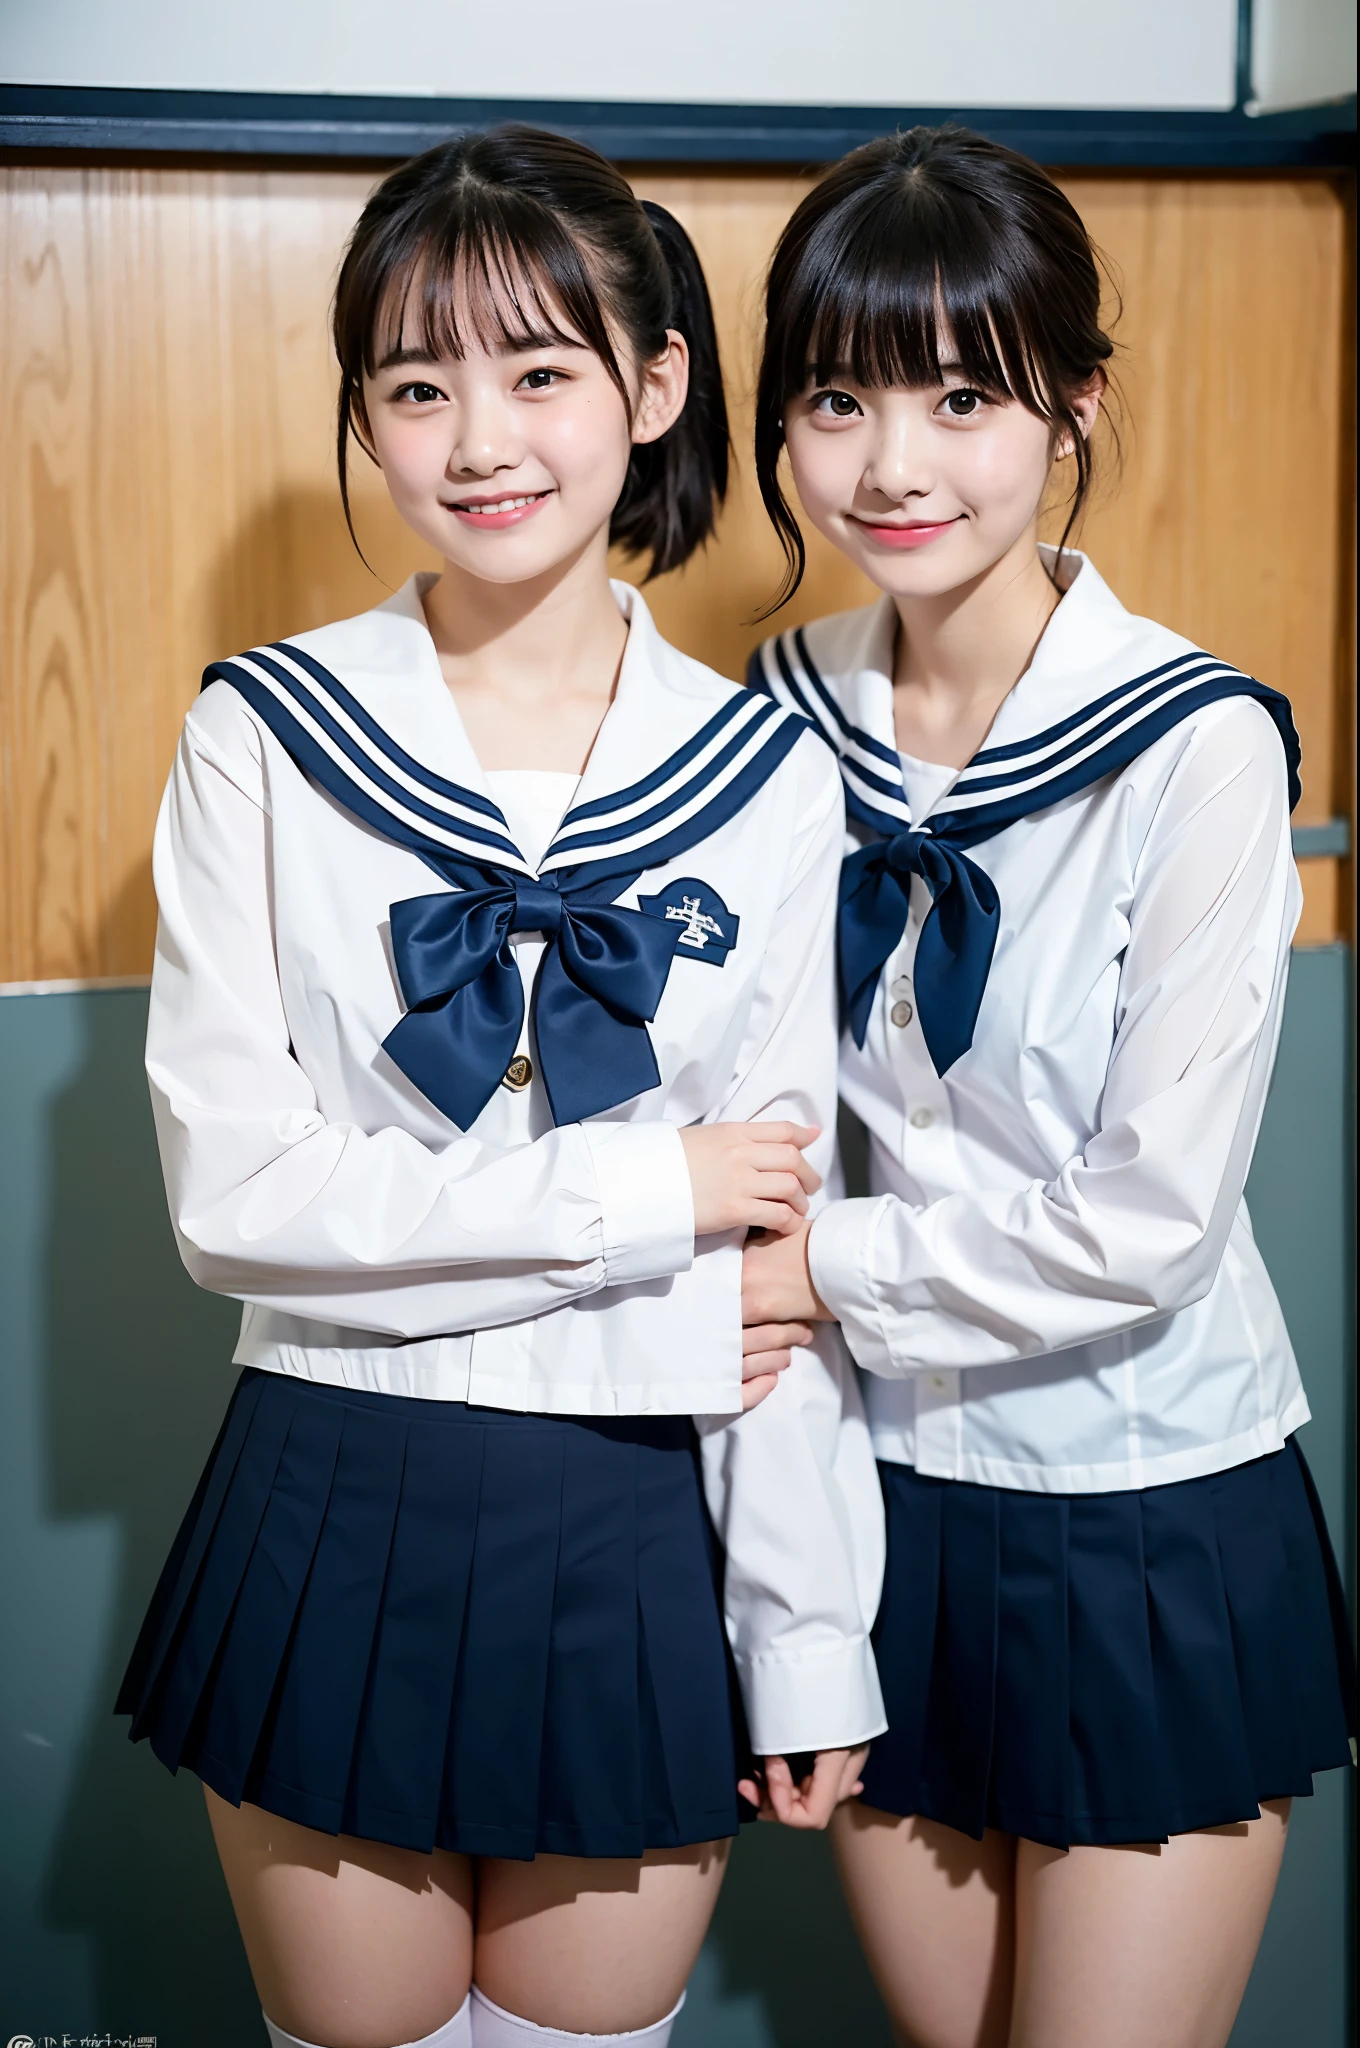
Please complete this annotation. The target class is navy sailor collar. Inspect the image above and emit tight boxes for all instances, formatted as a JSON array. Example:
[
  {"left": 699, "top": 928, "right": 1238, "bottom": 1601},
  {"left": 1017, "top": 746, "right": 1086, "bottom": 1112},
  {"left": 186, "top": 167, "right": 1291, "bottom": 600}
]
[
  {"left": 751, "top": 551, "right": 1301, "bottom": 840},
  {"left": 202, "top": 578, "right": 812, "bottom": 1129},
  {"left": 750, "top": 551, "right": 1300, "bottom": 1075},
  {"left": 208, "top": 575, "right": 806, "bottom": 891}
]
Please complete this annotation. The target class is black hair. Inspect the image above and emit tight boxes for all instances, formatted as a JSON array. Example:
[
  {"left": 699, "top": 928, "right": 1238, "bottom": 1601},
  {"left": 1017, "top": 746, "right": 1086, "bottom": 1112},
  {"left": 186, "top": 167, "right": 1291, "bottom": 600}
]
[
  {"left": 755, "top": 124, "right": 1117, "bottom": 606},
  {"left": 333, "top": 125, "right": 729, "bottom": 579}
]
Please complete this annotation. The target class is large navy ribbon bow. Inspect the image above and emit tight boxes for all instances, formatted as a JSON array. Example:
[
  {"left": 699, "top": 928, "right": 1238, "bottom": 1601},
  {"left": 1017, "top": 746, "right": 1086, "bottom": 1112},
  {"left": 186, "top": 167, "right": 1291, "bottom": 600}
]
[
  {"left": 384, "top": 866, "right": 682, "bottom": 1129},
  {"left": 839, "top": 831, "right": 1001, "bottom": 1073}
]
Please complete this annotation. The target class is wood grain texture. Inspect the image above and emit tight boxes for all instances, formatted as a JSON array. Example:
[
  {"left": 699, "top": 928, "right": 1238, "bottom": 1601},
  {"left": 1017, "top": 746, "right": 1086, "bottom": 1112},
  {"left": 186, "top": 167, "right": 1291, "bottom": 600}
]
[
  {"left": 0, "top": 163, "right": 432, "bottom": 984},
  {"left": 0, "top": 164, "right": 1352, "bottom": 981}
]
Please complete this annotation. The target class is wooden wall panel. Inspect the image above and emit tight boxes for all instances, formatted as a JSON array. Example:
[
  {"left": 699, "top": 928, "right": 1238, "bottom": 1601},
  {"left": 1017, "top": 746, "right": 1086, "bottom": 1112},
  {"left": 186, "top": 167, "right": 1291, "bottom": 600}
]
[
  {"left": 1047, "top": 176, "right": 1349, "bottom": 829},
  {"left": 0, "top": 165, "right": 424, "bottom": 983},
  {"left": 0, "top": 163, "right": 1352, "bottom": 984}
]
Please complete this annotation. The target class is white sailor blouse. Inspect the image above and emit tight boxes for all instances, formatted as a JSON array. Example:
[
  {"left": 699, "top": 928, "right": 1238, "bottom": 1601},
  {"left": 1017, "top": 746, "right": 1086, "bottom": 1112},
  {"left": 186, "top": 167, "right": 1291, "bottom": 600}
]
[
  {"left": 751, "top": 552, "right": 1308, "bottom": 1494},
  {"left": 146, "top": 575, "right": 886, "bottom": 1753}
]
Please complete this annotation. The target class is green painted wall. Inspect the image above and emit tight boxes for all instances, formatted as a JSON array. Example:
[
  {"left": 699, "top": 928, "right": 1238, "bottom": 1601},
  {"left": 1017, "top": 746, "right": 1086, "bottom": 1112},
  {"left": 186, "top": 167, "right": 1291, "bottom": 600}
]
[{"left": 1, "top": 952, "right": 1352, "bottom": 2046}]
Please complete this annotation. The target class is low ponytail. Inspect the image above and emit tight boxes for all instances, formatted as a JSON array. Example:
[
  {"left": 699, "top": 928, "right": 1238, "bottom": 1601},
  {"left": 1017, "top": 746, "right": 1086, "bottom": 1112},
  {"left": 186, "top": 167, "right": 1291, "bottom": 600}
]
[
  {"left": 609, "top": 201, "right": 730, "bottom": 580},
  {"left": 333, "top": 128, "right": 729, "bottom": 584}
]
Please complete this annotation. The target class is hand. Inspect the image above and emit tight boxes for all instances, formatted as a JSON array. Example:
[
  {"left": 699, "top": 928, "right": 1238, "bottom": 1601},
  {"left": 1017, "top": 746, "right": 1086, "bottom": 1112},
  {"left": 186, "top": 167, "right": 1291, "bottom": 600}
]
[
  {"left": 740, "top": 1318, "right": 813, "bottom": 1411},
  {"left": 738, "top": 1746, "right": 869, "bottom": 1829},
  {"left": 742, "top": 1219, "right": 832, "bottom": 1327},
  {"left": 679, "top": 1122, "right": 821, "bottom": 1238}
]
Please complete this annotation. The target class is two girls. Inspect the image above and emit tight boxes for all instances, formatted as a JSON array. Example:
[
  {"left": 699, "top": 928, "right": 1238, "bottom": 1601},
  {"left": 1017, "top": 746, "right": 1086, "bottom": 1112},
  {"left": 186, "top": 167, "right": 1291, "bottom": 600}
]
[
  {"left": 120, "top": 115, "right": 1352, "bottom": 2048},
  {"left": 745, "top": 126, "right": 1354, "bottom": 2048},
  {"left": 119, "top": 129, "right": 884, "bottom": 2048}
]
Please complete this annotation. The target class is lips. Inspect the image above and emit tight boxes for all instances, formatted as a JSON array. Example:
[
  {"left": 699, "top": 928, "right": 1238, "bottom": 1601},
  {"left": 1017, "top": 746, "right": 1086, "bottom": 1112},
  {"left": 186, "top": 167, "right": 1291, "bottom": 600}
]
[
  {"left": 850, "top": 514, "right": 962, "bottom": 550},
  {"left": 446, "top": 491, "right": 552, "bottom": 529}
]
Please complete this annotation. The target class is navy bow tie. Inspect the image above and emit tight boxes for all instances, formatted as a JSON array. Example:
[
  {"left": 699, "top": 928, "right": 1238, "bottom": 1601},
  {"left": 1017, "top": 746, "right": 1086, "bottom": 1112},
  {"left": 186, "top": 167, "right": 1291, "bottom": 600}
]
[
  {"left": 839, "top": 831, "right": 1001, "bottom": 1073},
  {"left": 384, "top": 864, "right": 683, "bottom": 1129},
  {"left": 204, "top": 630, "right": 815, "bottom": 1132}
]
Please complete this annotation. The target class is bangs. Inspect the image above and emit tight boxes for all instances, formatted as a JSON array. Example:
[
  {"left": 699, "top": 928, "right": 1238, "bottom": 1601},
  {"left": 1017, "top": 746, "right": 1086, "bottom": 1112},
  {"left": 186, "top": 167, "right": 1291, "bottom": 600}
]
[
  {"left": 754, "top": 125, "right": 1115, "bottom": 609},
  {"left": 790, "top": 186, "right": 1053, "bottom": 417},
  {"left": 360, "top": 185, "right": 623, "bottom": 387},
  {"left": 333, "top": 124, "right": 728, "bottom": 580}
]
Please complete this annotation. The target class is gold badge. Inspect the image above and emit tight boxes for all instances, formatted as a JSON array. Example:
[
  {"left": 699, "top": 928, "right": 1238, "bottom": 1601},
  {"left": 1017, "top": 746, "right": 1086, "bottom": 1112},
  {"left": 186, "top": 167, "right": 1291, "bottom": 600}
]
[{"left": 502, "top": 1054, "right": 533, "bottom": 1092}]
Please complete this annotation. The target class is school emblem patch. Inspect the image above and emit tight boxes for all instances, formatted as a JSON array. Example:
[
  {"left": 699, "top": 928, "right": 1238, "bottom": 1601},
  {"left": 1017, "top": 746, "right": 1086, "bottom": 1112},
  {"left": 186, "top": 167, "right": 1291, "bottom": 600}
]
[{"left": 637, "top": 878, "right": 738, "bottom": 966}]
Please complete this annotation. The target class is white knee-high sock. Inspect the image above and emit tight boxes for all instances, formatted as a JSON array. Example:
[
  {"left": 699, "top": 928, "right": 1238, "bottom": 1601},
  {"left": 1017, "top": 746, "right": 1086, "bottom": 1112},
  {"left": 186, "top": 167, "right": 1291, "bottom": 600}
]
[
  {"left": 469, "top": 1985, "right": 684, "bottom": 2046},
  {"left": 263, "top": 1990, "right": 472, "bottom": 2048}
]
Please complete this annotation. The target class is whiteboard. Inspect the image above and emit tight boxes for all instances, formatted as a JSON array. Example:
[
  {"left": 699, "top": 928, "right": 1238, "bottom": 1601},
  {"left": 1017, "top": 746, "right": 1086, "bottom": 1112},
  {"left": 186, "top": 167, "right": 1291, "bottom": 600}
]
[{"left": 0, "top": 0, "right": 1242, "bottom": 112}]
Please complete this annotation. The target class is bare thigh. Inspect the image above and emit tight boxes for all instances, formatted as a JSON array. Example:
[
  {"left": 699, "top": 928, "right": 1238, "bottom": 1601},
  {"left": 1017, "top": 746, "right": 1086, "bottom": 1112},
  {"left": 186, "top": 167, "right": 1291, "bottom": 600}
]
[
  {"left": 831, "top": 1802, "right": 1016, "bottom": 2048},
  {"left": 1010, "top": 1800, "right": 1291, "bottom": 2048},
  {"left": 474, "top": 1838, "right": 731, "bottom": 2033},
  {"left": 205, "top": 1786, "right": 474, "bottom": 2048}
]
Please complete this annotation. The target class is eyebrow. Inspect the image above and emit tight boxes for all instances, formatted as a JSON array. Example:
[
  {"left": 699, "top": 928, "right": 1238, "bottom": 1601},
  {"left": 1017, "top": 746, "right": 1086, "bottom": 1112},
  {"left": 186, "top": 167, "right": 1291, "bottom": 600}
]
[
  {"left": 376, "top": 332, "right": 591, "bottom": 373},
  {"left": 376, "top": 345, "right": 441, "bottom": 371}
]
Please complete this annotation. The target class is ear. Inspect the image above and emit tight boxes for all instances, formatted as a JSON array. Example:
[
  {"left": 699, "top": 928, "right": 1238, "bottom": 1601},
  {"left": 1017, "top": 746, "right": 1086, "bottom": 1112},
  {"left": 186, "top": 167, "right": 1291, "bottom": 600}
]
[
  {"left": 1064, "top": 369, "right": 1106, "bottom": 451},
  {"left": 632, "top": 330, "right": 690, "bottom": 446}
]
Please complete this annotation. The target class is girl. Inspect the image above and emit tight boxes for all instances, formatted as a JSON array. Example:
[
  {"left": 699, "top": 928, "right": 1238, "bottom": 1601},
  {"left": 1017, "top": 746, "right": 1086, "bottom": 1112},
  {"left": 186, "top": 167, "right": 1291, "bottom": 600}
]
[
  {"left": 743, "top": 126, "right": 1354, "bottom": 2048},
  {"left": 117, "top": 128, "right": 884, "bottom": 2048}
]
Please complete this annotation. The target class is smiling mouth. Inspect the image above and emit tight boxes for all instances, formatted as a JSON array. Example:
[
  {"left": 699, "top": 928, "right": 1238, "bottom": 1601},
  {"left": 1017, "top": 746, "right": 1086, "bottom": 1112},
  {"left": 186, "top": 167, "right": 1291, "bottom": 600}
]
[
  {"left": 848, "top": 513, "right": 964, "bottom": 549},
  {"left": 446, "top": 491, "right": 553, "bottom": 527}
]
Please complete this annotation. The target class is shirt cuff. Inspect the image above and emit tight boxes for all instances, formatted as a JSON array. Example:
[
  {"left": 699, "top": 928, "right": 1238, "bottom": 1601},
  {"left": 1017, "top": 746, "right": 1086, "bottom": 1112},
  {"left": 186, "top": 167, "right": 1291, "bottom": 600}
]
[
  {"left": 582, "top": 1121, "right": 695, "bottom": 1287},
  {"left": 736, "top": 1636, "right": 887, "bottom": 1758},
  {"left": 808, "top": 1196, "right": 897, "bottom": 1377}
]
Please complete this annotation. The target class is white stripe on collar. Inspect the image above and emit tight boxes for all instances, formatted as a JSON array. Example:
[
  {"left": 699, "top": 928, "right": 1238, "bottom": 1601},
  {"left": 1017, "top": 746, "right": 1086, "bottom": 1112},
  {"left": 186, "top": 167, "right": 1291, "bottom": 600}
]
[
  {"left": 542, "top": 690, "right": 786, "bottom": 873},
  {"left": 753, "top": 632, "right": 909, "bottom": 836},
  {"left": 749, "top": 577, "right": 1269, "bottom": 839},
  {"left": 209, "top": 639, "right": 807, "bottom": 885}
]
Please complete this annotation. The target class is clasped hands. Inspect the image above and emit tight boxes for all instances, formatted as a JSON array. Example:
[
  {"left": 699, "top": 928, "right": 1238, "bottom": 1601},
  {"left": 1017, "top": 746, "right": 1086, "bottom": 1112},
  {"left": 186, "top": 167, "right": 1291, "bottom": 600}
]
[
  {"left": 676, "top": 1119, "right": 834, "bottom": 1412},
  {"left": 678, "top": 1119, "right": 853, "bottom": 1827}
]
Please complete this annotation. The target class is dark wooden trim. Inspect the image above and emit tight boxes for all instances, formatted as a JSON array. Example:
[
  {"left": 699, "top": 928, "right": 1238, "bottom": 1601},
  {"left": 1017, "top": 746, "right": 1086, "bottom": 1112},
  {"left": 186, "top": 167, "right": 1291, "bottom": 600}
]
[{"left": 1, "top": 84, "right": 1354, "bottom": 168}]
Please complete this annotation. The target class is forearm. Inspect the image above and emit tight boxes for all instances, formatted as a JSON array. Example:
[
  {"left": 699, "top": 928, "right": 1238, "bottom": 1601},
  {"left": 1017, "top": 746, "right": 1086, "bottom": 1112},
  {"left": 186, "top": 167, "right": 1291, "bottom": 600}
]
[{"left": 698, "top": 1330, "right": 886, "bottom": 1754}]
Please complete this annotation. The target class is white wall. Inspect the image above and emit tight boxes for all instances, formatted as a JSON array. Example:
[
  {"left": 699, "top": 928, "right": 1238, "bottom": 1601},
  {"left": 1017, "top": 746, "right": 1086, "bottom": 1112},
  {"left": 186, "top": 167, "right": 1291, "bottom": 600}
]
[
  {"left": 5, "top": 0, "right": 1354, "bottom": 115},
  {"left": 1, "top": 0, "right": 1243, "bottom": 110},
  {"left": 1251, "top": 0, "right": 1356, "bottom": 111}
]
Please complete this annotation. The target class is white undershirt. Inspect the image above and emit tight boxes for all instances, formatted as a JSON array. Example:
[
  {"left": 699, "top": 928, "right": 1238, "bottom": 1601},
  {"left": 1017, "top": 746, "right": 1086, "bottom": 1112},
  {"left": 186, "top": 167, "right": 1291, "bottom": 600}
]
[
  {"left": 897, "top": 750, "right": 959, "bottom": 824},
  {"left": 485, "top": 769, "right": 581, "bottom": 871}
]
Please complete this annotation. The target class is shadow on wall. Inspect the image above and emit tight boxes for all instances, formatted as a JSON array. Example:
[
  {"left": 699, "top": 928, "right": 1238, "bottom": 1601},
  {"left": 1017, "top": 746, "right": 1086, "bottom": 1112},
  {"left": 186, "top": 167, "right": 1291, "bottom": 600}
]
[
  {"left": 201, "top": 481, "right": 435, "bottom": 657},
  {"left": 33, "top": 871, "right": 255, "bottom": 2042}
]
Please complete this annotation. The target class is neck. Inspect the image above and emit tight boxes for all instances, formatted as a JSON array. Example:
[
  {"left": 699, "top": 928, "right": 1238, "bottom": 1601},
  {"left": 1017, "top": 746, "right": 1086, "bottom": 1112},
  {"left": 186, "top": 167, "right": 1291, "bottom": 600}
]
[
  {"left": 420, "top": 529, "right": 631, "bottom": 773},
  {"left": 421, "top": 529, "right": 626, "bottom": 707},
  {"left": 890, "top": 527, "right": 1064, "bottom": 767}
]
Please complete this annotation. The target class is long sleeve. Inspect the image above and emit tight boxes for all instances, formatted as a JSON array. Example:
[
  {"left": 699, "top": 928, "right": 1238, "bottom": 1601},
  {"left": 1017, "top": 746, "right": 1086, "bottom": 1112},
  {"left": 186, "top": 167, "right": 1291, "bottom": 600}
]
[
  {"left": 146, "top": 704, "right": 694, "bottom": 1339},
  {"left": 811, "top": 699, "right": 1301, "bottom": 1376},
  {"left": 698, "top": 744, "right": 887, "bottom": 1754}
]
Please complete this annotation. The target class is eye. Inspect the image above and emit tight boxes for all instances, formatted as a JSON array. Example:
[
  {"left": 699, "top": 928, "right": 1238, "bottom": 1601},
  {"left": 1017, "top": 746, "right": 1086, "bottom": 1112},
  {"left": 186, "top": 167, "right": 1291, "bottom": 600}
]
[
  {"left": 396, "top": 381, "right": 443, "bottom": 405},
  {"left": 939, "top": 387, "right": 987, "bottom": 419},
  {"left": 517, "top": 366, "right": 563, "bottom": 391},
  {"left": 812, "top": 389, "right": 862, "bottom": 419}
]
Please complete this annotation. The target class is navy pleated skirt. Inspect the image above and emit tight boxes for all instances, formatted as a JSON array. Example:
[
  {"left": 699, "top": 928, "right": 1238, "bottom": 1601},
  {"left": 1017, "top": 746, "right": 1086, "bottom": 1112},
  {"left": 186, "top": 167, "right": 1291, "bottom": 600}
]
[
  {"left": 116, "top": 1368, "right": 744, "bottom": 1860},
  {"left": 861, "top": 1439, "right": 1355, "bottom": 1848}
]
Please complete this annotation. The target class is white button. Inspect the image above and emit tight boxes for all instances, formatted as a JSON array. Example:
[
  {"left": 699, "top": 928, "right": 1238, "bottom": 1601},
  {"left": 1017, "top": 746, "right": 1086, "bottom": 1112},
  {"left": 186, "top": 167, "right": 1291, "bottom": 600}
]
[
  {"left": 890, "top": 1000, "right": 914, "bottom": 1028},
  {"left": 890, "top": 975, "right": 913, "bottom": 998},
  {"left": 909, "top": 1108, "right": 934, "bottom": 1130}
]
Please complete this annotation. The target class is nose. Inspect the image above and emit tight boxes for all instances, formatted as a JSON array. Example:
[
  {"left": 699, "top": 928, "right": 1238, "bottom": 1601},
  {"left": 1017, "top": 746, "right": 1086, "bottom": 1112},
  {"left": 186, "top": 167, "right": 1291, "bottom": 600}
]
[
  {"left": 447, "top": 381, "right": 525, "bottom": 480},
  {"left": 862, "top": 403, "right": 934, "bottom": 503}
]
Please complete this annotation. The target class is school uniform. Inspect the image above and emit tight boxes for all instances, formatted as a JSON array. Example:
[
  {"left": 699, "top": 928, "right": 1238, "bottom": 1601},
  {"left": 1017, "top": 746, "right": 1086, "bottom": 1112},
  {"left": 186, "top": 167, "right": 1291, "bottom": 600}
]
[
  {"left": 117, "top": 575, "right": 886, "bottom": 1861},
  {"left": 752, "top": 550, "right": 1354, "bottom": 1848}
]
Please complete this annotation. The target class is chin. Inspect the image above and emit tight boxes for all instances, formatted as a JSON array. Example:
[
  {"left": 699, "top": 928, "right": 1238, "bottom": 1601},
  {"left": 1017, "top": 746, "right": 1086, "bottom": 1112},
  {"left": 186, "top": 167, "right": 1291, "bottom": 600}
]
[
  {"left": 853, "top": 546, "right": 980, "bottom": 600},
  {"left": 439, "top": 526, "right": 564, "bottom": 575}
]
